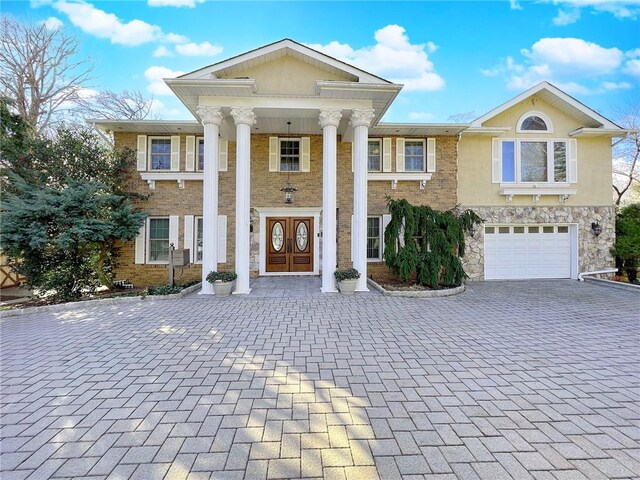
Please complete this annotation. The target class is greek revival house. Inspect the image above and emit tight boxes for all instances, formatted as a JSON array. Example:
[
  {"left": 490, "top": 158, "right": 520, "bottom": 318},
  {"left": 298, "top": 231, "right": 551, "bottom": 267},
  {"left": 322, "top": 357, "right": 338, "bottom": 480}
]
[{"left": 91, "top": 39, "right": 626, "bottom": 294}]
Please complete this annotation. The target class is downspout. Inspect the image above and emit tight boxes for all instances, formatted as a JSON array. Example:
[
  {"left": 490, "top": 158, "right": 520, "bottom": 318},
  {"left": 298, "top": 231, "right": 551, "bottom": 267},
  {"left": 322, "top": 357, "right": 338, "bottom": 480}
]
[{"left": 578, "top": 268, "right": 618, "bottom": 282}]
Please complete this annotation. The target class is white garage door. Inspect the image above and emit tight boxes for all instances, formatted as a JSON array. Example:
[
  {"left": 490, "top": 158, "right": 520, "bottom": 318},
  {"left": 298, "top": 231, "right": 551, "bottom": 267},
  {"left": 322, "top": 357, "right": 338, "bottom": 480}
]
[{"left": 484, "top": 225, "right": 572, "bottom": 280}]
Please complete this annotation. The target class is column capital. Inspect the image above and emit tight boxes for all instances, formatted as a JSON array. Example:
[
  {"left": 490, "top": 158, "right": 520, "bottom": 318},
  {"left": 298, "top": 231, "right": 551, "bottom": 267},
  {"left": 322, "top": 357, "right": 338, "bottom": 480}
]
[
  {"left": 318, "top": 108, "right": 343, "bottom": 129},
  {"left": 349, "top": 108, "right": 375, "bottom": 129},
  {"left": 197, "top": 106, "right": 224, "bottom": 126},
  {"left": 230, "top": 106, "right": 257, "bottom": 126}
]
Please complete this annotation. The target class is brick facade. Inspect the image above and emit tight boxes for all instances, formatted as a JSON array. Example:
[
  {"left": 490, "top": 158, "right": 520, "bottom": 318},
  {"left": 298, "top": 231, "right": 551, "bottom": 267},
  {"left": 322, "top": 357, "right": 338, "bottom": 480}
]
[{"left": 112, "top": 132, "right": 458, "bottom": 287}]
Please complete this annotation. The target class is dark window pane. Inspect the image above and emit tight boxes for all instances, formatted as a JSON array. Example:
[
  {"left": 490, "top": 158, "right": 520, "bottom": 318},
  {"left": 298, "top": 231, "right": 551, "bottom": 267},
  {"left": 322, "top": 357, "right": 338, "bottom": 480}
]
[
  {"left": 521, "top": 141, "right": 547, "bottom": 182},
  {"left": 367, "top": 217, "right": 380, "bottom": 259},
  {"left": 501, "top": 141, "right": 515, "bottom": 182},
  {"left": 368, "top": 140, "right": 381, "bottom": 171},
  {"left": 554, "top": 142, "right": 566, "bottom": 182},
  {"left": 198, "top": 139, "right": 205, "bottom": 170},
  {"left": 521, "top": 116, "right": 548, "bottom": 130},
  {"left": 151, "top": 138, "right": 171, "bottom": 170}
]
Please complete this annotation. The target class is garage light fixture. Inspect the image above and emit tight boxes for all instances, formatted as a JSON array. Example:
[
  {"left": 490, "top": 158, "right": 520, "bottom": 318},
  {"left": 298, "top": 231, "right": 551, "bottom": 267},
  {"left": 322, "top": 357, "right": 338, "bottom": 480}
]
[{"left": 591, "top": 222, "right": 602, "bottom": 237}]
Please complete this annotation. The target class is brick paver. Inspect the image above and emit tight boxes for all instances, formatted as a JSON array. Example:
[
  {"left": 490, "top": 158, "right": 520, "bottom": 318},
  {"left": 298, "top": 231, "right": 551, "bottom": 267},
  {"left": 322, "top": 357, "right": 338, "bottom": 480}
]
[{"left": 1, "top": 280, "right": 638, "bottom": 479}]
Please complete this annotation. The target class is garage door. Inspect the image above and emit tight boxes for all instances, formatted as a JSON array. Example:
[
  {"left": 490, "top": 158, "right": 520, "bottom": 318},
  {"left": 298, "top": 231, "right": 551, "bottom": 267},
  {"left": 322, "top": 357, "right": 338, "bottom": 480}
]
[{"left": 484, "top": 225, "right": 572, "bottom": 280}]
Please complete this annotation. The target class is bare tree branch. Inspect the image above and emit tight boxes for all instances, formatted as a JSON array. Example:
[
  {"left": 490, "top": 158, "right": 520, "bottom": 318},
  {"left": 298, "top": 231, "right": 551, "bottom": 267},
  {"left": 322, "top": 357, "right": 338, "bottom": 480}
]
[
  {"left": 75, "top": 89, "right": 160, "bottom": 120},
  {"left": 612, "top": 104, "right": 640, "bottom": 206},
  {"left": 0, "top": 17, "right": 92, "bottom": 135}
]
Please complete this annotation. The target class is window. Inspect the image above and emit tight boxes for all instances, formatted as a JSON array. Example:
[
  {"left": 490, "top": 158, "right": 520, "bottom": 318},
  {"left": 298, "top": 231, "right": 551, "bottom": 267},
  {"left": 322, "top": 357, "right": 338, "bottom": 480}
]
[
  {"left": 517, "top": 112, "right": 553, "bottom": 133},
  {"left": 195, "top": 217, "right": 203, "bottom": 262},
  {"left": 500, "top": 140, "right": 567, "bottom": 183},
  {"left": 367, "top": 217, "right": 382, "bottom": 260},
  {"left": 148, "top": 218, "right": 170, "bottom": 262},
  {"left": 197, "top": 138, "right": 205, "bottom": 171},
  {"left": 368, "top": 139, "right": 382, "bottom": 172},
  {"left": 149, "top": 138, "right": 171, "bottom": 170},
  {"left": 280, "top": 139, "right": 300, "bottom": 171},
  {"left": 405, "top": 140, "right": 425, "bottom": 172}
]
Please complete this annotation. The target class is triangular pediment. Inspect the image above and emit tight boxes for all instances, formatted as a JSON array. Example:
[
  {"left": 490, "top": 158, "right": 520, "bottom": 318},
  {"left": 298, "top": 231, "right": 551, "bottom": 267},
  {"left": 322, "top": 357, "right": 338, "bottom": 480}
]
[
  {"left": 179, "top": 38, "right": 390, "bottom": 85},
  {"left": 471, "top": 82, "right": 620, "bottom": 129}
]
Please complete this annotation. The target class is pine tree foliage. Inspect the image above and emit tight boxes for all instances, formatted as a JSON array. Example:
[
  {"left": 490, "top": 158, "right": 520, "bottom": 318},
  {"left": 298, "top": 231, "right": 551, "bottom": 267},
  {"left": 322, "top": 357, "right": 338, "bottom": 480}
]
[
  {"left": 383, "top": 199, "right": 482, "bottom": 288},
  {"left": 1, "top": 176, "right": 146, "bottom": 301}
]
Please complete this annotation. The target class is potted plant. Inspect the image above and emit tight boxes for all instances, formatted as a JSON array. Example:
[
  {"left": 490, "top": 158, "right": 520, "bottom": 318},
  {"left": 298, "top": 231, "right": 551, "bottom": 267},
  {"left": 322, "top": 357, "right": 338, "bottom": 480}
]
[
  {"left": 334, "top": 268, "right": 360, "bottom": 295},
  {"left": 206, "top": 271, "right": 237, "bottom": 297}
]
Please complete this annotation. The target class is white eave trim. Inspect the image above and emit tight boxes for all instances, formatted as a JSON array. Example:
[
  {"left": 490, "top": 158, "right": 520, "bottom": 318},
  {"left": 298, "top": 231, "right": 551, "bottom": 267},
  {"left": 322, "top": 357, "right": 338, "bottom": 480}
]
[
  {"left": 89, "top": 119, "right": 203, "bottom": 134},
  {"left": 569, "top": 127, "right": 637, "bottom": 138},
  {"left": 461, "top": 127, "right": 511, "bottom": 136},
  {"left": 470, "top": 81, "right": 620, "bottom": 130},
  {"left": 498, "top": 183, "right": 577, "bottom": 203},
  {"left": 140, "top": 172, "right": 203, "bottom": 190},
  {"left": 165, "top": 78, "right": 258, "bottom": 94},
  {"left": 369, "top": 172, "right": 433, "bottom": 190}
]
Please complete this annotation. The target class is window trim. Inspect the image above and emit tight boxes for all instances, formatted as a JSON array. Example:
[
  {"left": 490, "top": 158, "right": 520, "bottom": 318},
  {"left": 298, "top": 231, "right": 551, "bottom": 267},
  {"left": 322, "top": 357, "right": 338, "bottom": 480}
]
[
  {"left": 404, "top": 139, "right": 426, "bottom": 172},
  {"left": 194, "top": 216, "right": 203, "bottom": 264},
  {"left": 367, "top": 215, "right": 383, "bottom": 262},
  {"left": 516, "top": 111, "right": 554, "bottom": 133},
  {"left": 500, "top": 138, "right": 568, "bottom": 185},
  {"left": 279, "top": 137, "right": 301, "bottom": 173},
  {"left": 195, "top": 136, "right": 204, "bottom": 172},
  {"left": 368, "top": 138, "right": 382, "bottom": 173},
  {"left": 148, "top": 136, "right": 172, "bottom": 171},
  {"left": 147, "top": 216, "right": 170, "bottom": 264}
]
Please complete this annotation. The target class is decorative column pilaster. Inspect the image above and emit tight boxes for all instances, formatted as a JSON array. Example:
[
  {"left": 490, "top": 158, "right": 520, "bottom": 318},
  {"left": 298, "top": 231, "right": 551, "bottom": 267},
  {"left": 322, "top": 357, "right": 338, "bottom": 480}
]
[
  {"left": 197, "top": 106, "right": 224, "bottom": 295},
  {"left": 350, "top": 108, "right": 375, "bottom": 291},
  {"left": 319, "top": 108, "right": 343, "bottom": 293},
  {"left": 230, "top": 107, "right": 256, "bottom": 295}
]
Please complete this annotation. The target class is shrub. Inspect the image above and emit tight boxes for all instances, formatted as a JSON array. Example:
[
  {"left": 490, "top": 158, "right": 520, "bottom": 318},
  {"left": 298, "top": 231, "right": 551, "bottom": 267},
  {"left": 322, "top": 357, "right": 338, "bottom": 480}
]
[
  {"left": 334, "top": 268, "right": 360, "bottom": 281},
  {"left": 206, "top": 271, "right": 237, "bottom": 283}
]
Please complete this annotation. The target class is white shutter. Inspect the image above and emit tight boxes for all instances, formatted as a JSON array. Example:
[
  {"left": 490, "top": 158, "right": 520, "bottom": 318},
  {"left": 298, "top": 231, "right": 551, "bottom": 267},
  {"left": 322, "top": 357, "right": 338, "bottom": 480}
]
[
  {"left": 184, "top": 215, "right": 194, "bottom": 262},
  {"left": 185, "top": 136, "right": 195, "bottom": 171},
  {"left": 492, "top": 138, "right": 501, "bottom": 183},
  {"left": 170, "top": 136, "right": 180, "bottom": 171},
  {"left": 269, "top": 137, "right": 279, "bottom": 172},
  {"left": 134, "top": 223, "right": 146, "bottom": 264},
  {"left": 396, "top": 138, "right": 405, "bottom": 172},
  {"left": 351, "top": 142, "right": 354, "bottom": 172},
  {"left": 218, "top": 215, "right": 227, "bottom": 263},
  {"left": 301, "top": 137, "right": 311, "bottom": 172},
  {"left": 219, "top": 139, "right": 228, "bottom": 172},
  {"left": 383, "top": 138, "right": 392, "bottom": 172},
  {"left": 136, "top": 135, "right": 147, "bottom": 171},
  {"left": 568, "top": 139, "right": 578, "bottom": 183},
  {"left": 427, "top": 138, "right": 436, "bottom": 172},
  {"left": 382, "top": 214, "right": 392, "bottom": 260},
  {"left": 169, "top": 215, "right": 179, "bottom": 251}
]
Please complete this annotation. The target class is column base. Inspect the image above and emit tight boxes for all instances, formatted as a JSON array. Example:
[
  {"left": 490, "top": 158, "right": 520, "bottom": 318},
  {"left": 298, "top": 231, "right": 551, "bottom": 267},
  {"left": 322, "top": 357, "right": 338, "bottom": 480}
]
[
  {"left": 355, "top": 287, "right": 370, "bottom": 292},
  {"left": 232, "top": 288, "right": 252, "bottom": 295},
  {"left": 199, "top": 284, "right": 214, "bottom": 295},
  {"left": 321, "top": 288, "right": 339, "bottom": 293}
]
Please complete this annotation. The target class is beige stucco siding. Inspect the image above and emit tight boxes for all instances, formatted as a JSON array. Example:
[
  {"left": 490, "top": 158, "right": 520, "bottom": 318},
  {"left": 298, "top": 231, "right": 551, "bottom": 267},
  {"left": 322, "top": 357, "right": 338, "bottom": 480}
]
[
  {"left": 458, "top": 97, "right": 613, "bottom": 207},
  {"left": 218, "top": 56, "right": 354, "bottom": 96}
]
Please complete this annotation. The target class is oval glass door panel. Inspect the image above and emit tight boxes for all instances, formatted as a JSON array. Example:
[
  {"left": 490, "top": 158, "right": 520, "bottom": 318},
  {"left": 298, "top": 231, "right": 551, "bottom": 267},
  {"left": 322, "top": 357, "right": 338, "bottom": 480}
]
[
  {"left": 272, "top": 222, "right": 284, "bottom": 252},
  {"left": 296, "top": 222, "right": 308, "bottom": 251}
]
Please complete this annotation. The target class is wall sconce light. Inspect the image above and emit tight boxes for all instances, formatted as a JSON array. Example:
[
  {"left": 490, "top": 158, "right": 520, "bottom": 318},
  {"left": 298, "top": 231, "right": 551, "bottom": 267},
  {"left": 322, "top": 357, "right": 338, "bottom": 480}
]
[
  {"left": 280, "top": 181, "right": 297, "bottom": 204},
  {"left": 591, "top": 222, "right": 602, "bottom": 237}
]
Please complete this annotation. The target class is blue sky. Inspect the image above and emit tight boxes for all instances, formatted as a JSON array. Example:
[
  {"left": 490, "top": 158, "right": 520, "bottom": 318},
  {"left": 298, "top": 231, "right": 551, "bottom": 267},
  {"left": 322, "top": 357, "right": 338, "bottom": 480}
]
[{"left": 5, "top": 0, "right": 640, "bottom": 123}]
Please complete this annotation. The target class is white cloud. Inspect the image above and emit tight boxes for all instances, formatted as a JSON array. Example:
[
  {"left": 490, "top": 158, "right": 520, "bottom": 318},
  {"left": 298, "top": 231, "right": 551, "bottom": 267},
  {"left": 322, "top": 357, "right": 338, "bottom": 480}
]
[
  {"left": 547, "top": 0, "right": 640, "bottom": 20},
  {"left": 153, "top": 46, "right": 172, "bottom": 58},
  {"left": 408, "top": 111, "right": 434, "bottom": 121},
  {"left": 144, "top": 66, "right": 184, "bottom": 96},
  {"left": 623, "top": 58, "right": 640, "bottom": 78},
  {"left": 42, "top": 16, "right": 63, "bottom": 30},
  {"left": 306, "top": 25, "right": 445, "bottom": 91},
  {"left": 175, "top": 41, "right": 223, "bottom": 57},
  {"left": 552, "top": 8, "right": 581, "bottom": 25},
  {"left": 483, "top": 37, "right": 634, "bottom": 96},
  {"left": 148, "top": 0, "right": 204, "bottom": 7},
  {"left": 510, "top": 0, "right": 523, "bottom": 9},
  {"left": 164, "top": 32, "right": 189, "bottom": 44}
]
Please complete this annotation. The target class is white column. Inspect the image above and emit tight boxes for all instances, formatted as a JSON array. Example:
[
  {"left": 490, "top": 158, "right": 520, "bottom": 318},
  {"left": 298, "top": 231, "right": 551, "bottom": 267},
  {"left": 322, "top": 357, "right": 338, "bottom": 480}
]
[
  {"left": 350, "top": 108, "right": 375, "bottom": 291},
  {"left": 319, "top": 109, "right": 343, "bottom": 293},
  {"left": 197, "top": 106, "right": 224, "bottom": 295},
  {"left": 230, "top": 107, "right": 256, "bottom": 294}
]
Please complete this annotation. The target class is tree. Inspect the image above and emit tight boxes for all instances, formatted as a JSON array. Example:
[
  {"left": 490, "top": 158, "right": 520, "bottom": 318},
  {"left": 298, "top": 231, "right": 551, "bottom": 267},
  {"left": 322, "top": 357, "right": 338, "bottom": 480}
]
[
  {"left": 612, "top": 105, "right": 640, "bottom": 206},
  {"left": 1, "top": 177, "right": 146, "bottom": 300},
  {"left": 383, "top": 199, "right": 482, "bottom": 288},
  {"left": 611, "top": 203, "right": 640, "bottom": 284},
  {"left": 0, "top": 17, "right": 92, "bottom": 134},
  {"left": 75, "top": 89, "right": 160, "bottom": 121},
  {"left": 0, "top": 103, "right": 146, "bottom": 300}
]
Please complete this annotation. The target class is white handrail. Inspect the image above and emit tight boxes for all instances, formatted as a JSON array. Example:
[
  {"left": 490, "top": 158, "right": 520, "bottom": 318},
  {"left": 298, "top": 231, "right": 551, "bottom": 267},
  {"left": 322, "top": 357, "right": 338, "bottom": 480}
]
[{"left": 578, "top": 269, "right": 618, "bottom": 282}]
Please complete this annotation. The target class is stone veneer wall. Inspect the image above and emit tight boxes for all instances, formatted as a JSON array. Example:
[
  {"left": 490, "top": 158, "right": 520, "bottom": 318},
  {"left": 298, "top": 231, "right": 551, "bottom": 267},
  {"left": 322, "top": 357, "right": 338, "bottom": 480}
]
[{"left": 462, "top": 205, "right": 616, "bottom": 281}]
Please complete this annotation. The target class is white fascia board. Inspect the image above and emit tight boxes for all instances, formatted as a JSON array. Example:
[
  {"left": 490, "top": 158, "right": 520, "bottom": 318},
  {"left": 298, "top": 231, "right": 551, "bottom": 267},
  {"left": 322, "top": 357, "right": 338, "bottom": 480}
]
[
  {"left": 470, "top": 81, "right": 620, "bottom": 130},
  {"left": 569, "top": 127, "right": 637, "bottom": 138},
  {"left": 461, "top": 127, "right": 511, "bottom": 136}
]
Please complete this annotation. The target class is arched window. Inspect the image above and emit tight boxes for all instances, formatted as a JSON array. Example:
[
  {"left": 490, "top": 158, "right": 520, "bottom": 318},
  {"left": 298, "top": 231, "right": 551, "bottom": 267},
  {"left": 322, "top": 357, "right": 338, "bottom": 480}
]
[{"left": 516, "top": 111, "right": 553, "bottom": 133}]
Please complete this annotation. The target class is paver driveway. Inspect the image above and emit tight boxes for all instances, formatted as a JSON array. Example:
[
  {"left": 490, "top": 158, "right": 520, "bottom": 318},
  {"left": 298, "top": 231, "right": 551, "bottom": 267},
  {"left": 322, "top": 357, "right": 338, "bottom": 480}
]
[{"left": 0, "top": 280, "right": 638, "bottom": 480}]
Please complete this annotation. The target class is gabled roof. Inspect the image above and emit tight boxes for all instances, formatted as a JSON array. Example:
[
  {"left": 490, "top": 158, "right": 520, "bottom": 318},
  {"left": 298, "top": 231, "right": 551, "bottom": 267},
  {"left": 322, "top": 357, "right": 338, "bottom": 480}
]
[
  {"left": 178, "top": 38, "right": 391, "bottom": 85},
  {"left": 470, "top": 81, "right": 621, "bottom": 130}
]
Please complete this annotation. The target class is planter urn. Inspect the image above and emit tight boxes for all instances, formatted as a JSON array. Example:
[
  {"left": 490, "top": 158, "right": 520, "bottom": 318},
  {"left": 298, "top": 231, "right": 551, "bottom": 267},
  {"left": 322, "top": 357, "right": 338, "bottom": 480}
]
[
  {"left": 213, "top": 280, "right": 234, "bottom": 297},
  {"left": 338, "top": 278, "right": 357, "bottom": 295}
]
